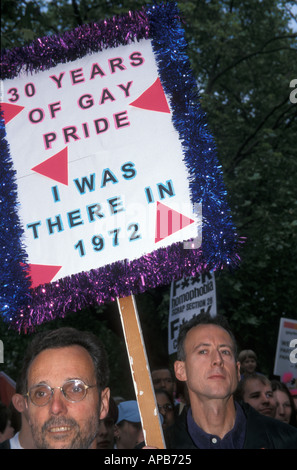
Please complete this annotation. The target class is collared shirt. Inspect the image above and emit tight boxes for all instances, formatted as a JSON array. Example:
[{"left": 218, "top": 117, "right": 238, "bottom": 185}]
[
  {"left": 9, "top": 432, "right": 23, "bottom": 449},
  {"left": 187, "top": 402, "right": 246, "bottom": 449}
]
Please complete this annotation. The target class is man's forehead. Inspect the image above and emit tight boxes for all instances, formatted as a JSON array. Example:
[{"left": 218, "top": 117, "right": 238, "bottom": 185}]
[
  {"left": 245, "top": 379, "right": 271, "bottom": 392},
  {"left": 28, "top": 345, "right": 95, "bottom": 384},
  {"left": 186, "top": 324, "right": 234, "bottom": 347}
]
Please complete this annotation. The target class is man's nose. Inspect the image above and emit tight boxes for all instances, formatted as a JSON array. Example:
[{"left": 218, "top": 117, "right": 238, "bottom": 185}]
[
  {"left": 277, "top": 404, "right": 285, "bottom": 415},
  {"left": 212, "top": 350, "right": 223, "bottom": 366},
  {"left": 49, "top": 389, "right": 68, "bottom": 415}
]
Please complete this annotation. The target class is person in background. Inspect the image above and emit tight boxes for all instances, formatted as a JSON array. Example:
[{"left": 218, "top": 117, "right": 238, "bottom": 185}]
[
  {"left": 238, "top": 350, "right": 258, "bottom": 378},
  {"left": 282, "top": 372, "right": 297, "bottom": 416},
  {"left": 235, "top": 373, "right": 276, "bottom": 418},
  {"left": 2, "top": 373, "right": 36, "bottom": 449},
  {"left": 271, "top": 380, "right": 297, "bottom": 427},
  {"left": 155, "top": 389, "right": 175, "bottom": 431},
  {"left": 0, "top": 401, "right": 15, "bottom": 447},
  {"left": 151, "top": 367, "right": 176, "bottom": 400},
  {"left": 165, "top": 313, "right": 297, "bottom": 449},
  {"left": 175, "top": 379, "right": 190, "bottom": 415},
  {"left": 96, "top": 396, "right": 118, "bottom": 449},
  {"left": 114, "top": 400, "right": 144, "bottom": 449},
  {"left": 8, "top": 392, "right": 36, "bottom": 449}
]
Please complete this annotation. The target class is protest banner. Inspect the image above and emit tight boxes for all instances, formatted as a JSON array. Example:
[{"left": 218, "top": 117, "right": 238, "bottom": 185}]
[
  {"left": 168, "top": 272, "right": 216, "bottom": 355},
  {"left": 274, "top": 317, "right": 297, "bottom": 379},
  {"left": 0, "top": 3, "right": 240, "bottom": 448}
]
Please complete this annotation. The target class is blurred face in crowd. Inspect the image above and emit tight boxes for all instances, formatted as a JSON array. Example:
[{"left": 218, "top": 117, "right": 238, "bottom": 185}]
[
  {"left": 273, "top": 390, "right": 292, "bottom": 424},
  {"left": 175, "top": 324, "right": 240, "bottom": 403},
  {"left": 26, "top": 345, "right": 109, "bottom": 449},
  {"left": 115, "top": 420, "right": 144, "bottom": 449},
  {"left": 241, "top": 357, "right": 257, "bottom": 374},
  {"left": 156, "top": 391, "right": 175, "bottom": 430},
  {"left": 96, "top": 416, "right": 115, "bottom": 449},
  {"left": 152, "top": 369, "right": 175, "bottom": 397},
  {"left": 242, "top": 378, "right": 276, "bottom": 418}
]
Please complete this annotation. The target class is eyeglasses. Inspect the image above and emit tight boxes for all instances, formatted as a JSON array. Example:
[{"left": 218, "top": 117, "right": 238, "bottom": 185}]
[
  {"left": 158, "top": 403, "right": 174, "bottom": 413},
  {"left": 25, "top": 379, "right": 96, "bottom": 407}
]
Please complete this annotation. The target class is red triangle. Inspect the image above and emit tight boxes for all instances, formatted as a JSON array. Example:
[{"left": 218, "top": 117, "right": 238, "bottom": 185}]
[
  {"left": 155, "top": 201, "right": 195, "bottom": 243},
  {"left": 31, "top": 147, "right": 68, "bottom": 185},
  {"left": 25, "top": 264, "right": 62, "bottom": 288},
  {"left": 130, "top": 78, "right": 170, "bottom": 113},
  {"left": 0, "top": 102, "right": 25, "bottom": 124}
]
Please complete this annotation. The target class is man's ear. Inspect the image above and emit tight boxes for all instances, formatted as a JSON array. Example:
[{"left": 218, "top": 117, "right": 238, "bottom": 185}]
[
  {"left": 99, "top": 387, "right": 110, "bottom": 420},
  {"left": 12, "top": 393, "right": 26, "bottom": 413},
  {"left": 174, "top": 360, "right": 187, "bottom": 382}
]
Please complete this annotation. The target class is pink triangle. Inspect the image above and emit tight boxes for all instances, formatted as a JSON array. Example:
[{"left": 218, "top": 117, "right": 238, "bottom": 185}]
[
  {"left": 0, "top": 102, "right": 25, "bottom": 124},
  {"left": 130, "top": 78, "right": 170, "bottom": 113},
  {"left": 26, "top": 264, "right": 62, "bottom": 288},
  {"left": 155, "top": 201, "right": 195, "bottom": 243},
  {"left": 31, "top": 147, "right": 68, "bottom": 185}
]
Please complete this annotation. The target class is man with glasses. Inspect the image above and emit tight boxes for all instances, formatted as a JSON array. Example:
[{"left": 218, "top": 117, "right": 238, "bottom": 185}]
[
  {"left": 155, "top": 389, "right": 175, "bottom": 431},
  {"left": 18, "top": 327, "right": 110, "bottom": 449}
]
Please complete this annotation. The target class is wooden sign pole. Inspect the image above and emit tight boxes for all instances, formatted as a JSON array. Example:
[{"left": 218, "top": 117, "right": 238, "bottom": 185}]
[{"left": 117, "top": 294, "right": 166, "bottom": 449}]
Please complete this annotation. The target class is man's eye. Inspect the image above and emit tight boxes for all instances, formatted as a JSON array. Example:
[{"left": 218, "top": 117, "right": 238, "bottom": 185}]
[
  {"left": 71, "top": 385, "right": 84, "bottom": 393},
  {"left": 222, "top": 349, "right": 231, "bottom": 355}
]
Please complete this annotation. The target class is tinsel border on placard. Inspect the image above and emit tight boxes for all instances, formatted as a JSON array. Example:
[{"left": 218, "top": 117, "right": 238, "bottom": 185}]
[{"left": 0, "top": 3, "right": 240, "bottom": 332}]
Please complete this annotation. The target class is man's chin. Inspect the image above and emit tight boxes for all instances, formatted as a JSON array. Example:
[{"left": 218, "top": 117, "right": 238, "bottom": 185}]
[{"left": 35, "top": 431, "right": 78, "bottom": 449}]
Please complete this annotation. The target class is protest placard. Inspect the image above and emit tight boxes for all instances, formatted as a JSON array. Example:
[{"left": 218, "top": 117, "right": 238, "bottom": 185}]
[
  {"left": 274, "top": 317, "right": 297, "bottom": 378},
  {"left": 168, "top": 272, "right": 217, "bottom": 355}
]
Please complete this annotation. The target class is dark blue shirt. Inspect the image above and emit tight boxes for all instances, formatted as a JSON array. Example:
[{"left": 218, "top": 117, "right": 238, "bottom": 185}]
[{"left": 187, "top": 402, "right": 246, "bottom": 449}]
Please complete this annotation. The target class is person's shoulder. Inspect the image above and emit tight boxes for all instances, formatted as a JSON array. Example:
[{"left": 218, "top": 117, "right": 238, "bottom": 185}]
[
  {"left": 164, "top": 406, "right": 198, "bottom": 449},
  {"left": 241, "top": 402, "right": 297, "bottom": 449}
]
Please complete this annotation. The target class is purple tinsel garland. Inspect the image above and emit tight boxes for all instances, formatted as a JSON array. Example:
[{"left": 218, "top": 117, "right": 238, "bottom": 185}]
[{"left": 0, "top": 3, "right": 241, "bottom": 332}]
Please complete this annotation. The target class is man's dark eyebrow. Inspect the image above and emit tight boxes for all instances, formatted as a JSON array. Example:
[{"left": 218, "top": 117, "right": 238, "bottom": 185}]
[
  {"left": 191, "top": 343, "right": 234, "bottom": 354},
  {"left": 193, "top": 342, "right": 233, "bottom": 348},
  {"left": 248, "top": 391, "right": 261, "bottom": 397}
]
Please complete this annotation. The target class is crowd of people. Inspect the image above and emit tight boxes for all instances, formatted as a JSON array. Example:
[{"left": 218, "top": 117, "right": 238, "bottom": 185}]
[{"left": 0, "top": 313, "right": 297, "bottom": 449}]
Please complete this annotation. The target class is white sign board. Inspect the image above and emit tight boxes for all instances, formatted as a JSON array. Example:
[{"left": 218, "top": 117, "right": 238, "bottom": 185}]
[
  {"left": 2, "top": 39, "right": 199, "bottom": 287},
  {"left": 168, "top": 272, "right": 216, "bottom": 355},
  {"left": 274, "top": 317, "right": 297, "bottom": 378}
]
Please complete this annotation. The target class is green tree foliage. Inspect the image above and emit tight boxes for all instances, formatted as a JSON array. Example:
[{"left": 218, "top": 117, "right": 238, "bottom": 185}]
[{"left": 1, "top": 1, "right": 296, "bottom": 383}]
